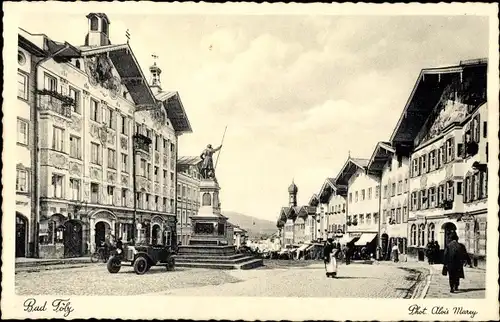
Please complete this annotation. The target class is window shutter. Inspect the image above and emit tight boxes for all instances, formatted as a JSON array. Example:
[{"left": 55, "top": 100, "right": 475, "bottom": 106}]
[
  {"left": 417, "top": 191, "right": 421, "bottom": 210},
  {"left": 476, "top": 114, "right": 481, "bottom": 143},
  {"left": 417, "top": 157, "right": 421, "bottom": 176},
  {"left": 425, "top": 154, "right": 430, "bottom": 173},
  {"left": 450, "top": 138, "right": 455, "bottom": 162},
  {"left": 442, "top": 144, "right": 447, "bottom": 164}
]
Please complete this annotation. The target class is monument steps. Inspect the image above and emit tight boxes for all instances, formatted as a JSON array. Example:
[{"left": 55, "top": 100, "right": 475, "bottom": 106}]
[
  {"left": 173, "top": 253, "right": 247, "bottom": 261},
  {"left": 174, "top": 254, "right": 256, "bottom": 265},
  {"left": 175, "top": 257, "right": 264, "bottom": 270}
]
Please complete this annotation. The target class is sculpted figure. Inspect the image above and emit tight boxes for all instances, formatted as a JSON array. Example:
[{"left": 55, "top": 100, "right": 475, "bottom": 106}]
[{"left": 199, "top": 144, "right": 222, "bottom": 179}]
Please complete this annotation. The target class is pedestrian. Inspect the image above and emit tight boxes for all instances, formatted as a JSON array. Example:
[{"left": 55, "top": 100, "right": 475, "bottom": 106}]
[
  {"left": 391, "top": 243, "right": 399, "bottom": 262},
  {"left": 442, "top": 232, "right": 472, "bottom": 293},
  {"left": 323, "top": 236, "right": 337, "bottom": 277},
  {"left": 426, "top": 240, "right": 434, "bottom": 265},
  {"left": 345, "top": 242, "right": 352, "bottom": 265},
  {"left": 433, "top": 240, "right": 440, "bottom": 264}
]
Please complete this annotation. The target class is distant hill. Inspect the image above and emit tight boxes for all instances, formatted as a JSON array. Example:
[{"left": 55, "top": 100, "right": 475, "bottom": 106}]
[{"left": 223, "top": 211, "right": 277, "bottom": 239}]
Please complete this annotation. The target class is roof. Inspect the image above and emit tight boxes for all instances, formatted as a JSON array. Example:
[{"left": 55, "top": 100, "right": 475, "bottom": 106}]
[
  {"left": 366, "top": 141, "right": 395, "bottom": 176},
  {"left": 177, "top": 156, "right": 201, "bottom": 165},
  {"left": 308, "top": 194, "right": 319, "bottom": 207},
  {"left": 86, "top": 13, "right": 110, "bottom": 24},
  {"left": 18, "top": 27, "right": 80, "bottom": 58},
  {"left": 80, "top": 43, "right": 157, "bottom": 110},
  {"left": 288, "top": 180, "right": 298, "bottom": 193},
  {"left": 156, "top": 91, "right": 193, "bottom": 134},
  {"left": 318, "top": 178, "right": 337, "bottom": 203},
  {"left": 390, "top": 59, "right": 487, "bottom": 145},
  {"left": 335, "top": 157, "right": 370, "bottom": 186}
]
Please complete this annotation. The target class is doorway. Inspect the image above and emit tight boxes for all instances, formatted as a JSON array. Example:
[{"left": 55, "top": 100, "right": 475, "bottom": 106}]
[
  {"left": 95, "top": 221, "right": 110, "bottom": 248},
  {"left": 16, "top": 213, "right": 28, "bottom": 258},
  {"left": 381, "top": 233, "right": 389, "bottom": 260},
  {"left": 64, "top": 220, "right": 83, "bottom": 257},
  {"left": 152, "top": 224, "right": 161, "bottom": 245}
]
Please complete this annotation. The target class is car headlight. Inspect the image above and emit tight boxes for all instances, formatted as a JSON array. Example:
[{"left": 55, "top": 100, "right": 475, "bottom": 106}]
[{"left": 116, "top": 249, "right": 122, "bottom": 254}]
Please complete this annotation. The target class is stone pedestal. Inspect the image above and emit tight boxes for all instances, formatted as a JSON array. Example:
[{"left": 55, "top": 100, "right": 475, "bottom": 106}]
[{"left": 176, "top": 178, "right": 263, "bottom": 270}]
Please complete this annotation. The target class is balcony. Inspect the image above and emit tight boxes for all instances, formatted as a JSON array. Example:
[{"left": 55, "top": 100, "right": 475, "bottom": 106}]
[
  {"left": 38, "top": 90, "right": 74, "bottom": 119},
  {"left": 133, "top": 134, "right": 152, "bottom": 154}
]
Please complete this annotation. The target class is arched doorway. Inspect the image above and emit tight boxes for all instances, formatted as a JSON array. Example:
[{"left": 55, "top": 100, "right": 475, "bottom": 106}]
[
  {"left": 381, "top": 233, "right": 389, "bottom": 260},
  {"left": 95, "top": 221, "right": 110, "bottom": 247},
  {"left": 64, "top": 220, "right": 83, "bottom": 258},
  {"left": 152, "top": 224, "right": 161, "bottom": 245},
  {"left": 442, "top": 222, "right": 457, "bottom": 248},
  {"left": 16, "top": 213, "right": 28, "bottom": 258}
]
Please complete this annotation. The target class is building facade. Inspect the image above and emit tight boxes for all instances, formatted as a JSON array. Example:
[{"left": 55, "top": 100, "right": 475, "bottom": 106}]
[
  {"left": 176, "top": 156, "right": 201, "bottom": 245},
  {"left": 390, "top": 59, "right": 488, "bottom": 267},
  {"left": 317, "top": 178, "right": 347, "bottom": 240},
  {"left": 22, "top": 13, "right": 192, "bottom": 259},
  {"left": 336, "top": 157, "right": 380, "bottom": 252},
  {"left": 367, "top": 142, "right": 411, "bottom": 261}
]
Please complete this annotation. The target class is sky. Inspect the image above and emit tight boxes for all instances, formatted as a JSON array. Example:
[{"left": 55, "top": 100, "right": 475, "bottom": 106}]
[{"left": 19, "top": 12, "right": 489, "bottom": 221}]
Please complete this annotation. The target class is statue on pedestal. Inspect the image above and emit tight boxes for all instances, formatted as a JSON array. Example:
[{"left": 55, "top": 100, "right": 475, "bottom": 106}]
[{"left": 199, "top": 144, "right": 222, "bottom": 179}]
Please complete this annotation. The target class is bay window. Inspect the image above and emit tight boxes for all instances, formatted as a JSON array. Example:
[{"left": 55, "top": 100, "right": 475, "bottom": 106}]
[
  {"left": 52, "top": 174, "right": 64, "bottom": 198},
  {"left": 52, "top": 126, "right": 65, "bottom": 152}
]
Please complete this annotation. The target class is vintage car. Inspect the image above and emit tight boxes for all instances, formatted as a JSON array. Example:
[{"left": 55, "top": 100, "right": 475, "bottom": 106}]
[{"left": 107, "top": 244, "right": 175, "bottom": 275}]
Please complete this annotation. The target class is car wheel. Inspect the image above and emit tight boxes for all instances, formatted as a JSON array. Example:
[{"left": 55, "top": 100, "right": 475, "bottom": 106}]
[
  {"left": 90, "top": 252, "right": 100, "bottom": 263},
  {"left": 107, "top": 257, "right": 121, "bottom": 273},
  {"left": 166, "top": 258, "right": 175, "bottom": 271},
  {"left": 133, "top": 256, "right": 149, "bottom": 275}
]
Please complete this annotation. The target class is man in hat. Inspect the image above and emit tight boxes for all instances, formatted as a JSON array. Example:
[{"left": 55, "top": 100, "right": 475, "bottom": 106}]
[{"left": 199, "top": 144, "right": 222, "bottom": 179}]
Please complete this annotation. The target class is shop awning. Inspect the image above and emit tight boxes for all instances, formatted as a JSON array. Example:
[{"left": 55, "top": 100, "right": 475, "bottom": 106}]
[
  {"left": 337, "top": 235, "right": 351, "bottom": 245},
  {"left": 355, "top": 233, "right": 377, "bottom": 246},
  {"left": 305, "top": 244, "right": 314, "bottom": 251},
  {"left": 297, "top": 244, "right": 309, "bottom": 252}
]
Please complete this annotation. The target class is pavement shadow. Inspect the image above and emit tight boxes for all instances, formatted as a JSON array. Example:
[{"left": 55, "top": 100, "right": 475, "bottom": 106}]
[
  {"left": 122, "top": 267, "right": 189, "bottom": 275},
  {"left": 456, "top": 288, "right": 486, "bottom": 293},
  {"left": 332, "top": 276, "right": 371, "bottom": 279}
]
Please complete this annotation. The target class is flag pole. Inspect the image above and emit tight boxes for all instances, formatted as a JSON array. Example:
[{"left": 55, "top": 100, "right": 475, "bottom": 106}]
[{"left": 215, "top": 125, "right": 227, "bottom": 169}]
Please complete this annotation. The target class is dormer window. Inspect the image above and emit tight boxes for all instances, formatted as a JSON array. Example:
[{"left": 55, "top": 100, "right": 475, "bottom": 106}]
[
  {"left": 90, "top": 16, "right": 99, "bottom": 31},
  {"left": 75, "top": 60, "right": 81, "bottom": 69},
  {"left": 102, "top": 20, "right": 109, "bottom": 35}
]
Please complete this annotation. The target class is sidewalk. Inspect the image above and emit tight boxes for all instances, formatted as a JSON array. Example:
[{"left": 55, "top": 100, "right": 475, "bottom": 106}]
[
  {"left": 15, "top": 257, "right": 93, "bottom": 268},
  {"left": 425, "top": 264, "right": 486, "bottom": 298}
]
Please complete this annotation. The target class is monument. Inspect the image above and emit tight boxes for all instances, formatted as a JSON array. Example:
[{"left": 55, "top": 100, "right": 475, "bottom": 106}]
[{"left": 175, "top": 141, "right": 263, "bottom": 269}]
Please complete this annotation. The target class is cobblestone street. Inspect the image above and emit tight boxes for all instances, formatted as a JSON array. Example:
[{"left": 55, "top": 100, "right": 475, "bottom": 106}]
[
  {"left": 425, "top": 265, "right": 486, "bottom": 299},
  {"left": 16, "top": 260, "right": 427, "bottom": 298}
]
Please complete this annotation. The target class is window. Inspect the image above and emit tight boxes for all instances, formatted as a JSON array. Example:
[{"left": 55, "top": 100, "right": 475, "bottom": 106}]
[
  {"left": 121, "top": 115, "right": 128, "bottom": 135},
  {"left": 17, "top": 119, "right": 28, "bottom": 145},
  {"left": 375, "top": 186, "right": 379, "bottom": 199},
  {"left": 418, "top": 224, "right": 425, "bottom": 246},
  {"left": 18, "top": 72, "right": 28, "bottom": 99},
  {"left": 349, "top": 193, "right": 352, "bottom": 203},
  {"left": 373, "top": 212, "right": 378, "bottom": 224},
  {"left": 16, "top": 169, "right": 28, "bottom": 192},
  {"left": 107, "top": 186, "right": 114, "bottom": 204},
  {"left": 121, "top": 189, "right": 127, "bottom": 206},
  {"left": 359, "top": 214, "right": 364, "bottom": 225},
  {"left": 429, "top": 150, "right": 436, "bottom": 170},
  {"left": 437, "top": 184, "right": 445, "bottom": 205},
  {"left": 367, "top": 187, "right": 372, "bottom": 200},
  {"left": 103, "top": 108, "right": 111, "bottom": 128},
  {"left": 163, "top": 170, "right": 167, "bottom": 182},
  {"left": 410, "top": 224, "right": 417, "bottom": 246},
  {"left": 90, "top": 99, "right": 99, "bottom": 122},
  {"left": 69, "top": 87, "right": 81, "bottom": 114},
  {"left": 69, "top": 136, "right": 81, "bottom": 159},
  {"left": 52, "top": 174, "right": 64, "bottom": 198},
  {"left": 90, "top": 16, "right": 99, "bottom": 31},
  {"left": 44, "top": 73, "right": 57, "bottom": 91},
  {"left": 154, "top": 166, "right": 159, "bottom": 182},
  {"left": 428, "top": 223, "right": 435, "bottom": 242},
  {"left": 446, "top": 181, "right": 454, "bottom": 201},
  {"left": 140, "top": 159, "right": 147, "bottom": 176},
  {"left": 164, "top": 197, "right": 168, "bottom": 211},
  {"left": 52, "top": 127, "right": 65, "bottom": 152},
  {"left": 473, "top": 172, "right": 480, "bottom": 200},
  {"left": 155, "top": 196, "right": 160, "bottom": 211},
  {"left": 147, "top": 164, "right": 151, "bottom": 178},
  {"left": 421, "top": 155, "right": 427, "bottom": 173},
  {"left": 446, "top": 138, "right": 454, "bottom": 162},
  {"left": 177, "top": 184, "right": 181, "bottom": 197},
  {"left": 429, "top": 187, "right": 436, "bottom": 207},
  {"left": 388, "top": 159, "right": 392, "bottom": 172},
  {"left": 402, "top": 206, "right": 408, "bottom": 223},
  {"left": 69, "top": 178, "right": 80, "bottom": 200},
  {"left": 108, "top": 149, "right": 116, "bottom": 169},
  {"left": 121, "top": 153, "right": 128, "bottom": 172},
  {"left": 396, "top": 208, "right": 401, "bottom": 224},
  {"left": 361, "top": 189, "right": 365, "bottom": 201},
  {"left": 411, "top": 192, "right": 418, "bottom": 210},
  {"left": 366, "top": 213, "right": 372, "bottom": 225},
  {"left": 91, "top": 183, "right": 100, "bottom": 203},
  {"left": 397, "top": 180, "right": 403, "bottom": 195},
  {"left": 155, "top": 135, "right": 160, "bottom": 151},
  {"left": 456, "top": 182, "right": 463, "bottom": 195},
  {"left": 102, "top": 19, "right": 109, "bottom": 35},
  {"left": 391, "top": 183, "right": 396, "bottom": 197},
  {"left": 483, "top": 121, "right": 487, "bottom": 138},
  {"left": 91, "top": 142, "right": 101, "bottom": 164},
  {"left": 146, "top": 194, "right": 150, "bottom": 209},
  {"left": 390, "top": 209, "right": 395, "bottom": 222},
  {"left": 437, "top": 147, "right": 443, "bottom": 168},
  {"left": 404, "top": 178, "right": 409, "bottom": 192},
  {"left": 412, "top": 159, "right": 419, "bottom": 177},
  {"left": 397, "top": 155, "right": 403, "bottom": 168},
  {"left": 383, "top": 185, "right": 388, "bottom": 198},
  {"left": 420, "top": 189, "right": 428, "bottom": 209}
]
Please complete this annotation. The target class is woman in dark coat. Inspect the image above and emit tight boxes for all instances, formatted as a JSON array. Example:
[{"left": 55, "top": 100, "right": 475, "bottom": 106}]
[
  {"left": 425, "top": 240, "right": 434, "bottom": 264},
  {"left": 443, "top": 232, "right": 472, "bottom": 293}
]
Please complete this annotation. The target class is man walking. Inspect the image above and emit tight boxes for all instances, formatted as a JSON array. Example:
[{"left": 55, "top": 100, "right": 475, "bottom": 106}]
[{"left": 443, "top": 232, "right": 472, "bottom": 293}]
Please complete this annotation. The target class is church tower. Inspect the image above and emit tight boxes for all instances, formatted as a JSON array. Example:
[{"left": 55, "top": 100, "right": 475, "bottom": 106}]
[
  {"left": 84, "top": 13, "right": 111, "bottom": 47},
  {"left": 288, "top": 180, "right": 298, "bottom": 207},
  {"left": 149, "top": 55, "right": 162, "bottom": 95}
]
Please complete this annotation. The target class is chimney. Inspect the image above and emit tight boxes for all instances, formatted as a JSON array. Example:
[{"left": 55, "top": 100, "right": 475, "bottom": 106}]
[
  {"left": 84, "top": 13, "right": 111, "bottom": 47},
  {"left": 149, "top": 55, "right": 162, "bottom": 95}
]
